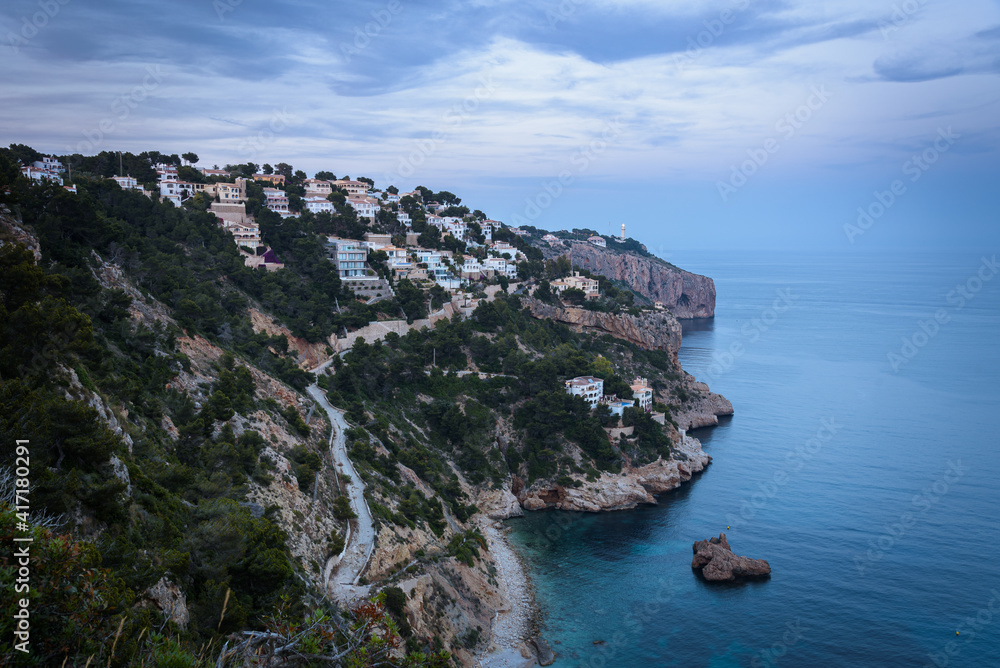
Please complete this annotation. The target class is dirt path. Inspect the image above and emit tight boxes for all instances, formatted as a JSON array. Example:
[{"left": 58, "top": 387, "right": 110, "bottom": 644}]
[{"left": 307, "top": 363, "right": 374, "bottom": 601}]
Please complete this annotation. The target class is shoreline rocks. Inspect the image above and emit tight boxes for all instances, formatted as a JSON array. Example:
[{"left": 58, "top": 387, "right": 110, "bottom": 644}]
[
  {"left": 516, "top": 434, "right": 712, "bottom": 513},
  {"left": 691, "top": 533, "right": 771, "bottom": 582}
]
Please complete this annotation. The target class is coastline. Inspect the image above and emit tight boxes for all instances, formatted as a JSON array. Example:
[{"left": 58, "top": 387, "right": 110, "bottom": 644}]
[
  {"left": 473, "top": 432, "right": 713, "bottom": 667},
  {"left": 477, "top": 520, "right": 542, "bottom": 668}
]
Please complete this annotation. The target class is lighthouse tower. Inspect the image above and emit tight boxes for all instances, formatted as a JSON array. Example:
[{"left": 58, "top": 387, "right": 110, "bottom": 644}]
[{"left": 620, "top": 223, "right": 626, "bottom": 241}]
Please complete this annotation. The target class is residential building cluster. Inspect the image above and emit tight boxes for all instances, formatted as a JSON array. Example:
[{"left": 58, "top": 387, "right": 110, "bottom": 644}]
[
  {"left": 16, "top": 153, "right": 576, "bottom": 297},
  {"left": 551, "top": 271, "right": 600, "bottom": 299},
  {"left": 565, "top": 374, "right": 656, "bottom": 417}
]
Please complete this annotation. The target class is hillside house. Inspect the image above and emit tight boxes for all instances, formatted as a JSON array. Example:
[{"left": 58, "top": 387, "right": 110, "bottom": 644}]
[{"left": 565, "top": 376, "right": 605, "bottom": 408}]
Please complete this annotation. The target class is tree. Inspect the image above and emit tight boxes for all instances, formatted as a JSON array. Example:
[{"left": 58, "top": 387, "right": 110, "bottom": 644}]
[
  {"left": 315, "top": 170, "right": 335, "bottom": 181},
  {"left": 561, "top": 287, "right": 586, "bottom": 305},
  {"left": 182, "top": 152, "right": 199, "bottom": 165},
  {"left": 262, "top": 163, "right": 273, "bottom": 174},
  {"left": 274, "top": 162, "right": 293, "bottom": 178},
  {"left": 534, "top": 280, "right": 553, "bottom": 303}
]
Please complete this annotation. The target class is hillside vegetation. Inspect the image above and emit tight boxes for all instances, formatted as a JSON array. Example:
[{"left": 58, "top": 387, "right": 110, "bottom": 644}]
[{"left": 0, "top": 148, "right": 707, "bottom": 666}]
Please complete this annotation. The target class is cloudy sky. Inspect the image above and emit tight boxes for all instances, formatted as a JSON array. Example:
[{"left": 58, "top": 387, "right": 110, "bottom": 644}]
[{"left": 2, "top": 0, "right": 998, "bottom": 251}]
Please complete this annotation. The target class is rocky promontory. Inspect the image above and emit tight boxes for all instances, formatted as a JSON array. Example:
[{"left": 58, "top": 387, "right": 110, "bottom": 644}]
[
  {"left": 513, "top": 432, "right": 712, "bottom": 513},
  {"left": 555, "top": 241, "right": 717, "bottom": 318},
  {"left": 523, "top": 297, "right": 734, "bottom": 429},
  {"left": 691, "top": 533, "right": 771, "bottom": 581}
]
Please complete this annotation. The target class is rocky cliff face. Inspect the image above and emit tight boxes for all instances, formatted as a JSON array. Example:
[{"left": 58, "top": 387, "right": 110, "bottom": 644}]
[
  {"left": 558, "top": 241, "right": 716, "bottom": 318},
  {"left": 523, "top": 297, "right": 733, "bottom": 429},
  {"left": 525, "top": 298, "right": 682, "bottom": 362},
  {"left": 515, "top": 434, "right": 711, "bottom": 512}
]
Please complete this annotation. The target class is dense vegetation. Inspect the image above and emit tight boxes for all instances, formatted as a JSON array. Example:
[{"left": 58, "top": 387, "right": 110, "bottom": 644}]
[
  {"left": 0, "top": 146, "right": 688, "bottom": 665},
  {"left": 319, "top": 294, "right": 681, "bottom": 499},
  {"left": 0, "top": 151, "right": 449, "bottom": 665}
]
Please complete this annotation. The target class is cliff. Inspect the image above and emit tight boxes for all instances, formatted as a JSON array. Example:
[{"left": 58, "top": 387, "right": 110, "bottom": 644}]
[
  {"left": 555, "top": 241, "right": 716, "bottom": 318},
  {"left": 523, "top": 297, "right": 733, "bottom": 429},
  {"left": 525, "top": 299, "right": 682, "bottom": 363},
  {"left": 511, "top": 433, "right": 711, "bottom": 513}
]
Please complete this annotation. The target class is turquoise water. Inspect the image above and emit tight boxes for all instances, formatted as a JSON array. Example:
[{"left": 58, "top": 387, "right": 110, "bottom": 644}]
[{"left": 507, "top": 251, "right": 1000, "bottom": 667}]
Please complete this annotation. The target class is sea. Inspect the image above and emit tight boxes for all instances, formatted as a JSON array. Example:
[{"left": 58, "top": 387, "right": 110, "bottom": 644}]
[{"left": 506, "top": 250, "right": 1000, "bottom": 667}]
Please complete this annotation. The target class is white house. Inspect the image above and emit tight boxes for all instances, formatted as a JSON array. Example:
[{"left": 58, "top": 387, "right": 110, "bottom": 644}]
[
  {"left": 112, "top": 175, "right": 140, "bottom": 190},
  {"left": 228, "top": 222, "right": 262, "bottom": 250},
  {"left": 630, "top": 377, "right": 654, "bottom": 411},
  {"left": 460, "top": 257, "right": 483, "bottom": 278},
  {"left": 332, "top": 179, "right": 369, "bottom": 197},
  {"left": 565, "top": 376, "right": 605, "bottom": 408},
  {"left": 159, "top": 180, "right": 200, "bottom": 201},
  {"left": 33, "top": 156, "right": 64, "bottom": 173},
  {"left": 550, "top": 271, "right": 600, "bottom": 299},
  {"left": 327, "top": 238, "right": 374, "bottom": 280},
  {"left": 588, "top": 235, "right": 607, "bottom": 248},
  {"left": 347, "top": 196, "right": 380, "bottom": 219},
  {"left": 303, "top": 179, "right": 332, "bottom": 196},
  {"left": 155, "top": 164, "right": 178, "bottom": 180},
  {"left": 263, "top": 188, "right": 293, "bottom": 217},
  {"left": 483, "top": 256, "right": 518, "bottom": 279},
  {"left": 304, "top": 196, "right": 334, "bottom": 214},
  {"left": 20, "top": 165, "right": 60, "bottom": 184}
]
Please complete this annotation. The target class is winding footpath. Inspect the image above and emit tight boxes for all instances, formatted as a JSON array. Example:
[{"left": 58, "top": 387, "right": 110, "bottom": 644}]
[{"left": 307, "top": 360, "right": 374, "bottom": 602}]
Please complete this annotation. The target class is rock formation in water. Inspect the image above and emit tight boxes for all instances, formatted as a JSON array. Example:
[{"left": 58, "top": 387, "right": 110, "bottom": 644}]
[
  {"left": 691, "top": 533, "right": 771, "bottom": 581},
  {"left": 550, "top": 241, "right": 717, "bottom": 318}
]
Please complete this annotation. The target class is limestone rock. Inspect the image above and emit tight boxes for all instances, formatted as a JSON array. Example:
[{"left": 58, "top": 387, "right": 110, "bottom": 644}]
[
  {"left": 529, "top": 637, "right": 556, "bottom": 666},
  {"left": 146, "top": 577, "right": 189, "bottom": 629},
  {"left": 477, "top": 485, "right": 524, "bottom": 519},
  {"left": 109, "top": 454, "right": 132, "bottom": 499},
  {"left": 525, "top": 298, "right": 682, "bottom": 361},
  {"left": 558, "top": 241, "right": 716, "bottom": 318},
  {"left": 519, "top": 435, "right": 712, "bottom": 512},
  {"left": 691, "top": 533, "right": 771, "bottom": 581}
]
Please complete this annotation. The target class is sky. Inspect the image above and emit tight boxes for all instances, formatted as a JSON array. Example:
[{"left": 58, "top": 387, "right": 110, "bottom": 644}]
[{"left": 2, "top": 0, "right": 998, "bottom": 252}]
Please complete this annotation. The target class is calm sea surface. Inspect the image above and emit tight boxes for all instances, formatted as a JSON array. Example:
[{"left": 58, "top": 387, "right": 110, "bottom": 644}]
[{"left": 507, "top": 251, "right": 1000, "bottom": 667}]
